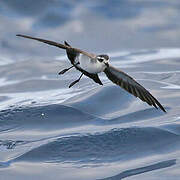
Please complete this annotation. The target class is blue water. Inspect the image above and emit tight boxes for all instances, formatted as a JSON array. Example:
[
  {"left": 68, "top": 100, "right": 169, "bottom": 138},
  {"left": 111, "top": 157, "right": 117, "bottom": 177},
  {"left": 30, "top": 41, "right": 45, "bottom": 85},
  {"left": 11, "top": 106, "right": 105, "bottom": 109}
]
[{"left": 1, "top": 1, "right": 180, "bottom": 180}]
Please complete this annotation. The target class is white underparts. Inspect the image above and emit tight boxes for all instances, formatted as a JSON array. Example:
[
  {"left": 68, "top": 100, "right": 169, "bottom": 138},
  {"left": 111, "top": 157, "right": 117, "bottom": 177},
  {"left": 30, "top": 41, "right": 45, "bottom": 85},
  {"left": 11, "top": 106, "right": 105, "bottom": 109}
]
[{"left": 76, "top": 54, "right": 106, "bottom": 74}]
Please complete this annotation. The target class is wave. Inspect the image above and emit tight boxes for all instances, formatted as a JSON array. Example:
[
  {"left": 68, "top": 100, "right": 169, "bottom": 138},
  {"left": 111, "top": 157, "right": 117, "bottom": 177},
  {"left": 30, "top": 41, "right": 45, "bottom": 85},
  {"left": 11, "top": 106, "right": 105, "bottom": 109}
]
[
  {"left": 4, "top": 127, "right": 178, "bottom": 166},
  {"left": 0, "top": 104, "right": 96, "bottom": 134}
]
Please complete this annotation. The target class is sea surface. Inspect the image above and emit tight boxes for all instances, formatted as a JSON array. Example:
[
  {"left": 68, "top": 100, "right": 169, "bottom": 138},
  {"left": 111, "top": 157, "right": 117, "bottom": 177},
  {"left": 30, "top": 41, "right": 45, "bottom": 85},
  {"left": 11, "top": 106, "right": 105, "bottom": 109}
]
[
  {"left": 0, "top": 48, "right": 180, "bottom": 180},
  {"left": 0, "top": 1, "right": 180, "bottom": 180}
]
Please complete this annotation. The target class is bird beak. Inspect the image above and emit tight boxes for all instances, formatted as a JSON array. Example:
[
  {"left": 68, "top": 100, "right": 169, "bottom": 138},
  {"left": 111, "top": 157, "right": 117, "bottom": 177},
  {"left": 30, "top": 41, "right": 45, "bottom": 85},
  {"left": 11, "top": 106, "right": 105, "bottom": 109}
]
[{"left": 105, "top": 62, "right": 109, "bottom": 67}]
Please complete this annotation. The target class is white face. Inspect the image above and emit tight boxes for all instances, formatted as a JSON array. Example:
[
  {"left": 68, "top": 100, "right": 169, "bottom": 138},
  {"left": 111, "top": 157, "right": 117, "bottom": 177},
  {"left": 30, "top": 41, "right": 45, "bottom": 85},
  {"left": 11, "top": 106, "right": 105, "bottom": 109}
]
[{"left": 97, "top": 55, "right": 109, "bottom": 67}]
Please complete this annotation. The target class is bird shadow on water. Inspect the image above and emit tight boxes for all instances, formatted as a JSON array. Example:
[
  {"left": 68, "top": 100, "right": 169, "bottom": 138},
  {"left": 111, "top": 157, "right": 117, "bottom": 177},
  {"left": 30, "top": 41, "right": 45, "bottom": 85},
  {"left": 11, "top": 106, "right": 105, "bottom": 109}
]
[{"left": 97, "top": 159, "right": 176, "bottom": 180}]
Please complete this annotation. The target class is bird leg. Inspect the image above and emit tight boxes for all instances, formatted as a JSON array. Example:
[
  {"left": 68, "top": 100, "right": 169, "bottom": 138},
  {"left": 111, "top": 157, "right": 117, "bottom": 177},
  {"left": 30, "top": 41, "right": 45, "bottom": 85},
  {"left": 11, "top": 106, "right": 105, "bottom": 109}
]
[
  {"left": 58, "top": 62, "right": 80, "bottom": 75},
  {"left": 58, "top": 65, "right": 74, "bottom": 75},
  {"left": 69, "top": 73, "right": 83, "bottom": 88}
]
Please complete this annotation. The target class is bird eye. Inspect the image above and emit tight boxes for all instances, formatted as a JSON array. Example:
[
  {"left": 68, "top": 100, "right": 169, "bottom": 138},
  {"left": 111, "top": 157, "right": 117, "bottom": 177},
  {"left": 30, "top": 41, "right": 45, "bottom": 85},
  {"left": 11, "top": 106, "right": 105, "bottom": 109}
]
[{"left": 98, "top": 58, "right": 104, "bottom": 62}]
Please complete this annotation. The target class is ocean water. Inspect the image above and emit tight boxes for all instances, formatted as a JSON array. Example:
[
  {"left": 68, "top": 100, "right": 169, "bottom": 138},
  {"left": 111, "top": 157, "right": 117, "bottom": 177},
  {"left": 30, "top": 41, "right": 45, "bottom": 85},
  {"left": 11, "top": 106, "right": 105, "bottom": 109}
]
[{"left": 1, "top": 1, "right": 180, "bottom": 180}]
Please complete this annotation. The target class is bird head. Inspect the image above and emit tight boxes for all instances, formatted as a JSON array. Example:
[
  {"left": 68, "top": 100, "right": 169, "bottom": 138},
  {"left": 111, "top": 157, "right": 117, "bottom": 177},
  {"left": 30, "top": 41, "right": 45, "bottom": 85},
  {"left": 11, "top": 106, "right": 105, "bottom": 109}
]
[{"left": 96, "top": 54, "right": 109, "bottom": 67}]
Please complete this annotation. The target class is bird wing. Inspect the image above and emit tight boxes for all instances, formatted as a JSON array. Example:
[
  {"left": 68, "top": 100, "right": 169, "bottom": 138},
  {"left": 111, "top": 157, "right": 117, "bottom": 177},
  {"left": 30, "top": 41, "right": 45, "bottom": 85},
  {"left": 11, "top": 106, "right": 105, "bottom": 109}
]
[
  {"left": 104, "top": 65, "right": 166, "bottom": 112},
  {"left": 16, "top": 34, "right": 96, "bottom": 58}
]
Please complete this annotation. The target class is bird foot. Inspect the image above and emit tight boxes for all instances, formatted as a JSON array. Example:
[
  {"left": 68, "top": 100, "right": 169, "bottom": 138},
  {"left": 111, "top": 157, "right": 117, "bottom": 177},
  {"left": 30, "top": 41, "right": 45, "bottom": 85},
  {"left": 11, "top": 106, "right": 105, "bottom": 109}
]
[
  {"left": 58, "top": 69, "right": 69, "bottom": 75},
  {"left": 69, "top": 80, "right": 79, "bottom": 88}
]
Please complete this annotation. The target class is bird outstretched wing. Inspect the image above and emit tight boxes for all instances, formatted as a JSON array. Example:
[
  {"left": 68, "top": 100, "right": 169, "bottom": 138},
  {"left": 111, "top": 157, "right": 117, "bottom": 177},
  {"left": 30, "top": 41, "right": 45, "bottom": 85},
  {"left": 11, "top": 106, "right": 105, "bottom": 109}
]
[
  {"left": 16, "top": 34, "right": 96, "bottom": 58},
  {"left": 104, "top": 65, "right": 166, "bottom": 112}
]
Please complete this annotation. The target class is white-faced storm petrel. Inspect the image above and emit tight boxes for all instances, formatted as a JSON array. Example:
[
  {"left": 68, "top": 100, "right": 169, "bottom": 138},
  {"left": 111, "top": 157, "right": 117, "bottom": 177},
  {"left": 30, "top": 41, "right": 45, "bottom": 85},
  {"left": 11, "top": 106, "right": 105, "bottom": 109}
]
[{"left": 16, "top": 34, "right": 166, "bottom": 112}]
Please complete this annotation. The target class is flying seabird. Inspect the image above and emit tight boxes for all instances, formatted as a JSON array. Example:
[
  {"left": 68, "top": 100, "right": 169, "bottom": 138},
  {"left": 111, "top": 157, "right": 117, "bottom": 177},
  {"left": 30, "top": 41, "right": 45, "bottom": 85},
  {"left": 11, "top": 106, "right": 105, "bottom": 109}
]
[{"left": 16, "top": 34, "right": 166, "bottom": 112}]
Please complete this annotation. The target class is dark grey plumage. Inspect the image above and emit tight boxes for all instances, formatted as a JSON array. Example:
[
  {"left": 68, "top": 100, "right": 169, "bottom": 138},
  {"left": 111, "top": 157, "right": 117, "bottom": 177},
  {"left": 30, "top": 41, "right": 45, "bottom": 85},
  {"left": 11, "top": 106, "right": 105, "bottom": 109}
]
[{"left": 104, "top": 65, "right": 166, "bottom": 112}]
